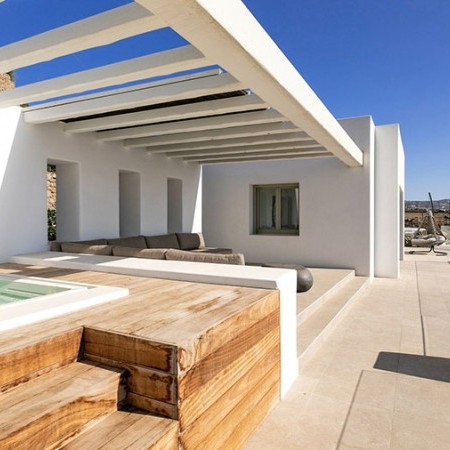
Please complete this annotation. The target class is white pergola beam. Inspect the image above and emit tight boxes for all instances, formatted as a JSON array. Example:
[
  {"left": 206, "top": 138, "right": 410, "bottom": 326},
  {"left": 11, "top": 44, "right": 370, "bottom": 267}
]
[
  {"left": 197, "top": 154, "right": 332, "bottom": 164},
  {"left": 115, "top": 109, "right": 284, "bottom": 144},
  {"left": 24, "top": 69, "right": 221, "bottom": 111},
  {"left": 137, "top": 0, "right": 363, "bottom": 167},
  {"left": 149, "top": 141, "right": 323, "bottom": 155},
  {"left": 65, "top": 94, "right": 263, "bottom": 134},
  {"left": 145, "top": 133, "right": 314, "bottom": 152},
  {"left": 116, "top": 121, "right": 298, "bottom": 146},
  {"left": 187, "top": 150, "right": 331, "bottom": 163},
  {"left": 165, "top": 140, "right": 323, "bottom": 159},
  {"left": 24, "top": 70, "right": 241, "bottom": 124},
  {"left": 0, "top": 45, "right": 210, "bottom": 108},
  {"left": 0, "top": 3, "right": 166, "bottom": 73}
]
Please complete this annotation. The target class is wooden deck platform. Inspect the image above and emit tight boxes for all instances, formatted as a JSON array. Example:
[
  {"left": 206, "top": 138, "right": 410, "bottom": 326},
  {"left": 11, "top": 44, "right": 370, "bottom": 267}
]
[{"left": 0, "top": 263, "right": 280, "bottom": 449}]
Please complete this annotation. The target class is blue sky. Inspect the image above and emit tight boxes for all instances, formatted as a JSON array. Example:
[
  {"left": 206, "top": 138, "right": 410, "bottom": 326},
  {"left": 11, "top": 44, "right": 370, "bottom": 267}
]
[{"left": 1, "top": 0, "right": 449, "bottom": 200}]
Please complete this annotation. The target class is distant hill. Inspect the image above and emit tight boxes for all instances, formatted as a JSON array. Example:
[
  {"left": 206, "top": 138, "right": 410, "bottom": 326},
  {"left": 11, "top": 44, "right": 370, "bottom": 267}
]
[{"left": 405, "top": 199, "right": 450, "bottom": 211}]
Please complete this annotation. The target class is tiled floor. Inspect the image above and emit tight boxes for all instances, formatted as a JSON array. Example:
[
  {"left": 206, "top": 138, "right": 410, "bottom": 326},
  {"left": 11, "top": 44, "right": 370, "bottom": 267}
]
[{"left": 246, "top": 255, "right": 450, "bottom": 449}]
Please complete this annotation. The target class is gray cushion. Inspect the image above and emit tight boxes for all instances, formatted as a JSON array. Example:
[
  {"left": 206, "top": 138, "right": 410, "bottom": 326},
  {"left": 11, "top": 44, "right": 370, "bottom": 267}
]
[
  {"left": 107, "top": 236, "right": 147, "bottom": 248},
  {"left": 50, "top": 238, "right": 108, "bottom": 252},
  {"left": 165, "top": 249, "right": 245, "bottom": 265},
  {"left": 145, "top": 234, "right": 180, "bottom": 249},
  {"left": 78, "top": 239, "right": 108, "bottom": 246},
  {"left": 49, "top": 241, "right": 62, "bottom": 252},
  {"left": 112, "top": 246, "right": 167, "bottom": 259},
  {"left": 176, "top": 233, "right": 201, "bottom": 250},
  {"left": 262, "top": 263, "right": 314, "bottom": 293},
  {"left": 60, "top": 243, "right": 113, "bottom": 256},
  {"left": 191, "top": 247, "right": 233, "bottom": 254}
]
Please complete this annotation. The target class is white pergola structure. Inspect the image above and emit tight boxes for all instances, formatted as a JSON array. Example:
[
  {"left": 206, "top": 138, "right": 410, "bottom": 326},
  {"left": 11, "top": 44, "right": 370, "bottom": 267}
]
[{"left": 0, "top": 0, "right": 363, "bottom": 167}]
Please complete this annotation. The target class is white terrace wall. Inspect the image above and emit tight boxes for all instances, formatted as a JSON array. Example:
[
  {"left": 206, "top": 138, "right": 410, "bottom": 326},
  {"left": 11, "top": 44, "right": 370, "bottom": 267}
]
[
  {"left": 374, "top": 123, "right": 405, "bottom": 278},
  {"left": 0, "top": 107, "right": 202, "bottom": 263},
  {"left": 203, "top": 116, "right": 375, "bottom": 277}
]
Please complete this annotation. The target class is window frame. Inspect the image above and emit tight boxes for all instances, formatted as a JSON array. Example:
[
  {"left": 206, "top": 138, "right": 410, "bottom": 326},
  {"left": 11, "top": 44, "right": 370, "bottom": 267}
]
[{"left": 253, "top": 182, "right": 300, "bottom": 236}]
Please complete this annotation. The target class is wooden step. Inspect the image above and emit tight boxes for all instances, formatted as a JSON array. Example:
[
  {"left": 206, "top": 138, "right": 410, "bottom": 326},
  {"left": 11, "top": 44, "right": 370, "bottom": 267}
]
[
  {"left": 298, "top": 277, "right": 369, "bottom": 369},
  {"left": 0, "top": 361, "right": 123, "bottom": 450},
  {"left": 0, "top": 328, "right": 83, "bottom": 393},
  {"left": 61, "top": 409, "right": 178, "bottom": 450}
]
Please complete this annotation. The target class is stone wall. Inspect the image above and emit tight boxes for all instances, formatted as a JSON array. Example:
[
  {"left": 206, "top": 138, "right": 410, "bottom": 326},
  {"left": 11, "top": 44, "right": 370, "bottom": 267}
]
[
  {"left": 0, "top": 73, "right": 14, "bottom": 92},
  {"left": 47, "top": 171, "right": 56, "bottom": 210}
]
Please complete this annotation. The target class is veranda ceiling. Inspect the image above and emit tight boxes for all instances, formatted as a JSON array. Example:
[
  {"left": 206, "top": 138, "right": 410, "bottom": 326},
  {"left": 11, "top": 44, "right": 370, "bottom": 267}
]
[{"left": 0, "top": 1, "right": 363, "bottom": 166}]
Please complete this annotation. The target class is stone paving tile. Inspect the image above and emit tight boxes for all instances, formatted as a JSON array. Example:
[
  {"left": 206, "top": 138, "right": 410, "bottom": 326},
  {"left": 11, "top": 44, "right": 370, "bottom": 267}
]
[
  {"left": 399, "top": 324, "right": 424, "bottom": 354},
  {"left": 338, "top": 404, "right": 393, "bottom": 449},
  {"left": 423, "top": 316, "right": 450, "bottom": 358},
  {"left": 394, "top": 373, "right": 450, "bottom": 423},
  {"left": 352, "top": 370, "right": 397, "bottom": 412},
  {"left": 390, "top": 411, "right": 450, "bottom": 450},
  {"left": 277, "top": 394, "right": 351, "bottom": 450},
  {"left": 245, "top": 259, "right": 450, "bottom": 449}
]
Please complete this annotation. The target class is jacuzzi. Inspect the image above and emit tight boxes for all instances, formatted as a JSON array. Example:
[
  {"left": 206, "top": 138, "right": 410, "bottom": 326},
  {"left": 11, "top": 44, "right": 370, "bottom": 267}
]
[{"left": 0, "top": 274, "right": 129, "bottom": 332}]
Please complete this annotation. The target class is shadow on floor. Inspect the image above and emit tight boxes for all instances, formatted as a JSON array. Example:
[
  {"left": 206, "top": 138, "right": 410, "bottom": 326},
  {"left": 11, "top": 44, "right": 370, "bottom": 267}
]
[{"left": 374, "top": 352, "right": 450, "bottom": 383}]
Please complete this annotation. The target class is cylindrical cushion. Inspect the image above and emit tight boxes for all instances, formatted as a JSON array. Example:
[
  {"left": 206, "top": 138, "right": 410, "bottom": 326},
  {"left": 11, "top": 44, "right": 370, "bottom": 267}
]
[
  {"left": 60, "top": 243, "right": 113, "bottom": 256},
  {"left": 50, "top": 238, "right": 108, "bottom": 252},
  {"left": 262, "top": 263, "right": 314, "bottom": 293},
  {"left": 112, "top": 247, "right": 167, "bottom": 259},
  {"left": 191, "top": 247, "right": 233, "bottom": 254},
  {"left": 166, "top": 249, "right": 245, "bottom": 265}
]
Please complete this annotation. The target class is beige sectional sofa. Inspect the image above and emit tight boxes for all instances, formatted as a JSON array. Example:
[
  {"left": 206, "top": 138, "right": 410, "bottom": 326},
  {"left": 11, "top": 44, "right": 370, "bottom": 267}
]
[{"left": 49, "top": 233, "right": 245, "bottom": 266}]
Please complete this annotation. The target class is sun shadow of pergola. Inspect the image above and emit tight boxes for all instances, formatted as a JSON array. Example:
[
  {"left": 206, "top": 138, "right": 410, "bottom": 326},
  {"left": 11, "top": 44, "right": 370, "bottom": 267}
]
[{"left": 374, "top": 352, "right": 450, "bottom": 383}]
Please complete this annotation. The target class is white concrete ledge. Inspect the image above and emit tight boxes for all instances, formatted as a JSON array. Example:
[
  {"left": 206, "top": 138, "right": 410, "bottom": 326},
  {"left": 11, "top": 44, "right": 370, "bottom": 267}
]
[{"left": 11, "top": 251, "right": 298, "bottom": 396}]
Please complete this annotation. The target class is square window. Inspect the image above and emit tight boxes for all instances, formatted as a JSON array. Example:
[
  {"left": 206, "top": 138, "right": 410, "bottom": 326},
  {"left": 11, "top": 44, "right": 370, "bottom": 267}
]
[{"left": 253, "top": 183, "right": 299, "bottom": 235}]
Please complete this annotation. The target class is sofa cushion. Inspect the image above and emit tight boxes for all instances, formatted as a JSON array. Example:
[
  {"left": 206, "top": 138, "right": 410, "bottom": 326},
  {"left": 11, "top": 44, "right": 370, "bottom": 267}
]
[
  {"left": 176, "top": 233, "right": 202, "bottom": 250},
  {"left": 112, "top": 246, "right": 167, "bottom": 259},
  {"left": 78, "top": 239, "right": 109, "bottom": 246},
  {"left": 191, "top": 247, "right": 233, "bottom": 254},
  {"left": 49, "top": 241, "right": 62, "bottom": 252},
  {"left": 60, "top": 243, "right": 113, "bottom": 256},
  {"left": 165, "top": 249, "right": 245, "bottom": 265},
  {"left": 145, "top": 234, "right": 180, "bottom": 249},
  {"left": 50, "top": 238, "right": 108, "bottom": 252},
  {"left": 107, "top": 236, "right": 147, "bottom": 248}
]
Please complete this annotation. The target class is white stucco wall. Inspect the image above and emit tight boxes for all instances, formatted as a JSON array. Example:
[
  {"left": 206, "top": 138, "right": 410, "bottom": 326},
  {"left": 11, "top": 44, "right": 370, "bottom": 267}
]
[
  {"left": 374, "top": 124, "right": 405, "bottom": 278},
  {"left": 203, "top": 117, "right": 375, "bottom": 276},
  {"left": 0, "top": 107, "right": 202, "bottom": 262}
]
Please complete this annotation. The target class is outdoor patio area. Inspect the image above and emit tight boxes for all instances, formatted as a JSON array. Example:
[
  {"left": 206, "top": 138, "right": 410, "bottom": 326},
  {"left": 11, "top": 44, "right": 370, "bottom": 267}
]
[
  {"left": 246, "top": 252, "right": 450, "bottom": 449},
  {"left": 1, "top": 253, "right": 448, "bottom": 448},
  {"left": 0, "top": 2, "right": 444, "bottom": 448}
]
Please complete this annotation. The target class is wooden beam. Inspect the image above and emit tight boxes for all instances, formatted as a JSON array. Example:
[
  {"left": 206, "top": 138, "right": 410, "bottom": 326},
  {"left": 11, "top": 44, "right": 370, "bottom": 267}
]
[
  {"left": 0, "top": 45, "right": 211, "bottom": 108},
  {"left": 195, "top": 152, "right": 333, "bottom": 165},
  {"left": 166, "top": 142, "right": 321, "bottom": 158},
  {"left": 136, "top": 0, "right": 363, "bottom": 166},
  {"left": 145, "top": 132, "right": 313, "bottom": 151},
  {"left": 65, "top": 94, "right": 264, "bottom": 134},
  {"left": 174, "top": 146, "right": 326, "bottom": 160},
  {"left": 122, "top": 122, "right": 302, "bottom": 151},
  {"left": 0, "top": 4, "right": 166, "bottom": 73},
  {"left": 116, "top": 109, "right": 284, "bottom": 144},
  {"left": 24, "top": 70, "right": 242, "bottom": 124}
]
